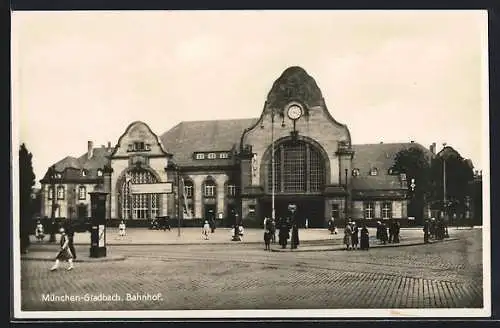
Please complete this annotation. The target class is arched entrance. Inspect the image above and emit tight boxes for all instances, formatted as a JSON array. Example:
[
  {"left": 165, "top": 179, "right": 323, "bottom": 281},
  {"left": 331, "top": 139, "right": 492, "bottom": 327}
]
[
  {"left": 259, "top": 138, "right": 328, "bottom": 227},
  {"left": 118, "top": 168, "right": 161, "bottom": 220}
]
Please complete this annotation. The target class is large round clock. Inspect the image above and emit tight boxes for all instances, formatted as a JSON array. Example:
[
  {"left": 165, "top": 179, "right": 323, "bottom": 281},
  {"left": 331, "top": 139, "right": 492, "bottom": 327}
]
[{"left": 287, "top": 104, "right": 303, "bottom": 120}]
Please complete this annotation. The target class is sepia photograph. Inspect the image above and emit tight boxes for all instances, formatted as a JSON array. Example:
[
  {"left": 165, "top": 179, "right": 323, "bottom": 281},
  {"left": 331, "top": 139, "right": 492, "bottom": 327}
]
[{"left": 11, "top": 9, "right": 490, "bottom": 318}]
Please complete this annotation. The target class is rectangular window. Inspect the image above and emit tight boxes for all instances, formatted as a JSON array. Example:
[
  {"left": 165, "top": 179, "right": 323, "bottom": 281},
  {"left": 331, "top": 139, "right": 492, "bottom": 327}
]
[
  {"left": 134, "top": 142, "right": 145, "bottom": 151},
  {"left": 364, "top": 201, "right": 374, "bottom": 219},
  {"left": 196, "top": 153, "right": 205, "bottom": 160},
  {"left": 219, "top": 153, "right": 229, "bottom": 159},
  {"left": 78, "top": 186, "right": 86, "bottom": 200},
  {"left": 184, "top": 185, "right": 193, "bottom": 198},
  {"left": 57, "top": 186, "right": 65, "bottom": 200},
  {"left": 48, "top": 186, "right": 54, "bottom": 200},
  {"left": 227, "top": 184, "right": 236, "bottom": 197},
  {"left": 204, "top": 185, "right": 216, "bottom": 197},
  {"left": 207, "top": 153, "right": 216, "bottom": 159},
  {"left": 382, "top": 201, "right": 392, "bottom": 219}
]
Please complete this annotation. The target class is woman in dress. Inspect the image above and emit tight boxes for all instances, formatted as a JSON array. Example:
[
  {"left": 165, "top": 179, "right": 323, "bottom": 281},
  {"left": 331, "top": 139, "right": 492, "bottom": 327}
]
[
  {"left": 118, "top": 220, "right": 126, "bottom": 237},
  {"left": 50, "top": 227, "right": 74, "bottom": 271},
  {"left": 202, "top": 220, "right": 210, "bottom": 240}
]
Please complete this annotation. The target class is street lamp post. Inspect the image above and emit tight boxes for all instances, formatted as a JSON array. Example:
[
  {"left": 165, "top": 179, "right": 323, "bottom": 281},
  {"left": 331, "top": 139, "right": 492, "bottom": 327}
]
[
  {"left": 271, "top": 109, "right": 276, "bottom": 223},
  {"left": 442, "top": 142, "right": 449, "bottom": 237},
  {"left": 344, "top": 168, "right": 348, "bottom": 220},
  {"left": 49, "top": 165, "right": 57, "bottom": 243}
]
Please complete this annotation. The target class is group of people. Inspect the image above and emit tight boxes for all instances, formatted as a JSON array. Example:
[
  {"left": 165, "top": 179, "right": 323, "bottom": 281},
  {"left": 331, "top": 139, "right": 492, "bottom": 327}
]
[
  {"left": 423, "top": 217, "right": 448, "bottom": 243},
  {"left": 343, "top": 221, "right": 369, "bottom": 250},
  {"left": 261, "top": 216, "right": 299, "bottom": 250},
  {"left": 375, "top": 220, "right": 401, "bottom": 245}
]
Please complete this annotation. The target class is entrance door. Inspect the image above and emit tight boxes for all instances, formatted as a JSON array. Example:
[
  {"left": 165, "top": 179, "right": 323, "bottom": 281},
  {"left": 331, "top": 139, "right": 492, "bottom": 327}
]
[
  {"left": 77, "top": 204, "right": 88, "bottom": 219},
  {"left": 259, "top": 198, "right": 325, "bottom": 228}
]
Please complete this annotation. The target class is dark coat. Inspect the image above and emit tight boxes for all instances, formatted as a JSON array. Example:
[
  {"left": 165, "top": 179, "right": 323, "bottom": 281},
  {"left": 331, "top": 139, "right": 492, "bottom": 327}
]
[
  {"left": 360, "top": 227, "right": 369, "bottom": 249},
  {"left": 291, "top": 225, "right": 299, "bottom": 248},
  {"left": 351, "top": 226, "right": 359, "bottom": 245}
]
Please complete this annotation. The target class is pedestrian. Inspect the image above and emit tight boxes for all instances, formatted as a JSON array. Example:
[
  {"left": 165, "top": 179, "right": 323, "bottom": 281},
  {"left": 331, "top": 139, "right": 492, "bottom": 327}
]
[
  {"left": 328, "top": 217, "right": 335, "bottom": 234},
  {"left": 263, "top": 216, "right": 268, "bottom": 229},
  {"left": 360, "top": 224, "right": 369, "bottom": 250},
  {"left": 210, "top": 218, "right": 216, "bottom": 233},
  {"left": 35, "top": 220, "right": 45, "bottom": 242},
  {"left": 351, "top": 222, "right": 359, "bottom": 250},
  {"left": 202, "top": 220, "right": 210, "bottom": 240},
  {"left": 305, "top": 218, "right": 309, "bottom": 229},
  {"left": 278, "top": 219, "right": 290, "bottom": 249},
  {"left": 423, "top": 219, "right": 430, "bottom": 244},
  {"left": 380, "top": 222, "right": 388, "bottom": 245},
  {"left": 65, "top": 220, "right": 76, "bottom": 260},
  {"left": 290, "top": 222, "right": 300, "bottom": 249},
  {"left": 430, "top": 217, "right": 436, "bottom": 239},
  {"left": 50, "top": 227, "right": 74, "bottom": 271},
  {"left": 343, "top": 223, "right": 352, "bottom": 250},
  {"left": 271, "top": 218, "right": 277, "bottom": 243},
  {"left": 118, "top": 220, "right": 126, "bottom": 237},
  {"left": 393, "top": 220, "right": 400, "bottom": 243},
  {"left": 376, "top": 221, "right": 382, "bottom": 240},
  {"left": 388, "top": 220, "right": 394, "bottom": 243}
]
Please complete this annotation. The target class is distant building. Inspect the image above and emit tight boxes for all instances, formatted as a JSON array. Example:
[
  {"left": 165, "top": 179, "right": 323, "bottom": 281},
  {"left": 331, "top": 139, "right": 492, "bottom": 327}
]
[{"left": 38, "top": 66, "right": 478, "bottom": 227}]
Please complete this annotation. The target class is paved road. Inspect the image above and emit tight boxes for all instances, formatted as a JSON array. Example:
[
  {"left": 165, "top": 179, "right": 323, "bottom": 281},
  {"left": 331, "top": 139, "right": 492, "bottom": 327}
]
[{"left": 20, "top": 229, "right": 483, "bottom": 311}]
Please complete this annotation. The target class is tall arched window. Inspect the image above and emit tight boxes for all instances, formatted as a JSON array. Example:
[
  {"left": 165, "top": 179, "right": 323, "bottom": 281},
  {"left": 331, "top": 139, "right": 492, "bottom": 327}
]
[
  {"left": 267, "top": 140, "right": 325, "bottom": 193},
  {"left": 120, "top": 169, "right": 160, "bottom": 220}
]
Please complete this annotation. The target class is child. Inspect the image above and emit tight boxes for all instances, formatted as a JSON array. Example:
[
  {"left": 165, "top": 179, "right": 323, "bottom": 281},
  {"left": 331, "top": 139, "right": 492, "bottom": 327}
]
[
  {"left": 118, "top": 220, "right": 126, "bottom": 237},
  {"left": 50, "top": 227, "right": 74, "bottom": 271},
  {"left": 35, "top": 220, "right": 45, "bottom": 242},
  {"left": 202, "top": 220, "right": 210, "bottom": 240}
]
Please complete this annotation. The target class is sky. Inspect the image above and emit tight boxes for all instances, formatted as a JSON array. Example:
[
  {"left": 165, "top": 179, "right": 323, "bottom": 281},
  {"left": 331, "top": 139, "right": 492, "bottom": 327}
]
[{"left": 11, "top": 10, "right": 488, "bottom": 187}]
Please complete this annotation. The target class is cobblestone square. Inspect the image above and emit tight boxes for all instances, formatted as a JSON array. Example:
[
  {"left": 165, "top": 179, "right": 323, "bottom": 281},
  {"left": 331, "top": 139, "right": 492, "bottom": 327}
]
[{"left": 19, "top": 228, "right": 484, "bottom": 313}]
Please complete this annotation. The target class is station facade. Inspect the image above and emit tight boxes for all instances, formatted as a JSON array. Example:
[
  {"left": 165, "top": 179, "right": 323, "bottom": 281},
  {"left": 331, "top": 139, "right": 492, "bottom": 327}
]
[{"left": 40, "top": 66, "right": 451, "bottom": 227}]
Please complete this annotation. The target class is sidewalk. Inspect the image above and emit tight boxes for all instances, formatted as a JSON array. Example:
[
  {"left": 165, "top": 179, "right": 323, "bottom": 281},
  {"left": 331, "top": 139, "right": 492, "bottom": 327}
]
[
  {"left": 271, "top": 236, "right": 459, "bottom": 252},
  {"left": 29, "top": 227, "right": 465, "bottom": 246}
]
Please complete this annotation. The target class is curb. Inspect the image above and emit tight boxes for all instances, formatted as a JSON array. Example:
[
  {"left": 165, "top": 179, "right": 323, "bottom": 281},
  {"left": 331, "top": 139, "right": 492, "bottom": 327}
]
[
  {"left": 270, "top": 238, "right": 459, "bottom": 253},
  {"left": 21, "top": 255, "right": 127, "bottom": 263}
]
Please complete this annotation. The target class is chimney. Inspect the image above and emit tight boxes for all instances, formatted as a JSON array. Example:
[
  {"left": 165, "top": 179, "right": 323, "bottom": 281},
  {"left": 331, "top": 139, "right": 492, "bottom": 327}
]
[
  {"left": 430, "top": 142, "right": 436, "bottom": 154},
  {"left": 107, "top": 141, "right": 111, "bottom": 149},
  {"left": 87, "top": 141, "right": 94, "bottom": 159}
]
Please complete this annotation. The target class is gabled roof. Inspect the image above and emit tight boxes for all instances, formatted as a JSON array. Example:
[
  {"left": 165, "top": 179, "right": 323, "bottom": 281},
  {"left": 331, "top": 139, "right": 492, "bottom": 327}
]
[
  {"left": 160, "top": 118, "right": 258, "bottom": 167},
  {"left": 41, "top": 146, "right": 113, "bottom": 183},
  {"left": 350, "top": 142, "right": 433, "bottom": 190}
]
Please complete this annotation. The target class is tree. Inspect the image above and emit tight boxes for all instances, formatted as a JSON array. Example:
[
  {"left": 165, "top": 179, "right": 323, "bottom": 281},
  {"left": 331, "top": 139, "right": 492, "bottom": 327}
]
[
  {"left": 391, "top": 146, "right": 431, "bottom": 224},
  {"left": 19, "top": 144, "right": 36, "bottom": 253},
  {"left": 429, "top": 154, "right": 474, "bottom": 219}
]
